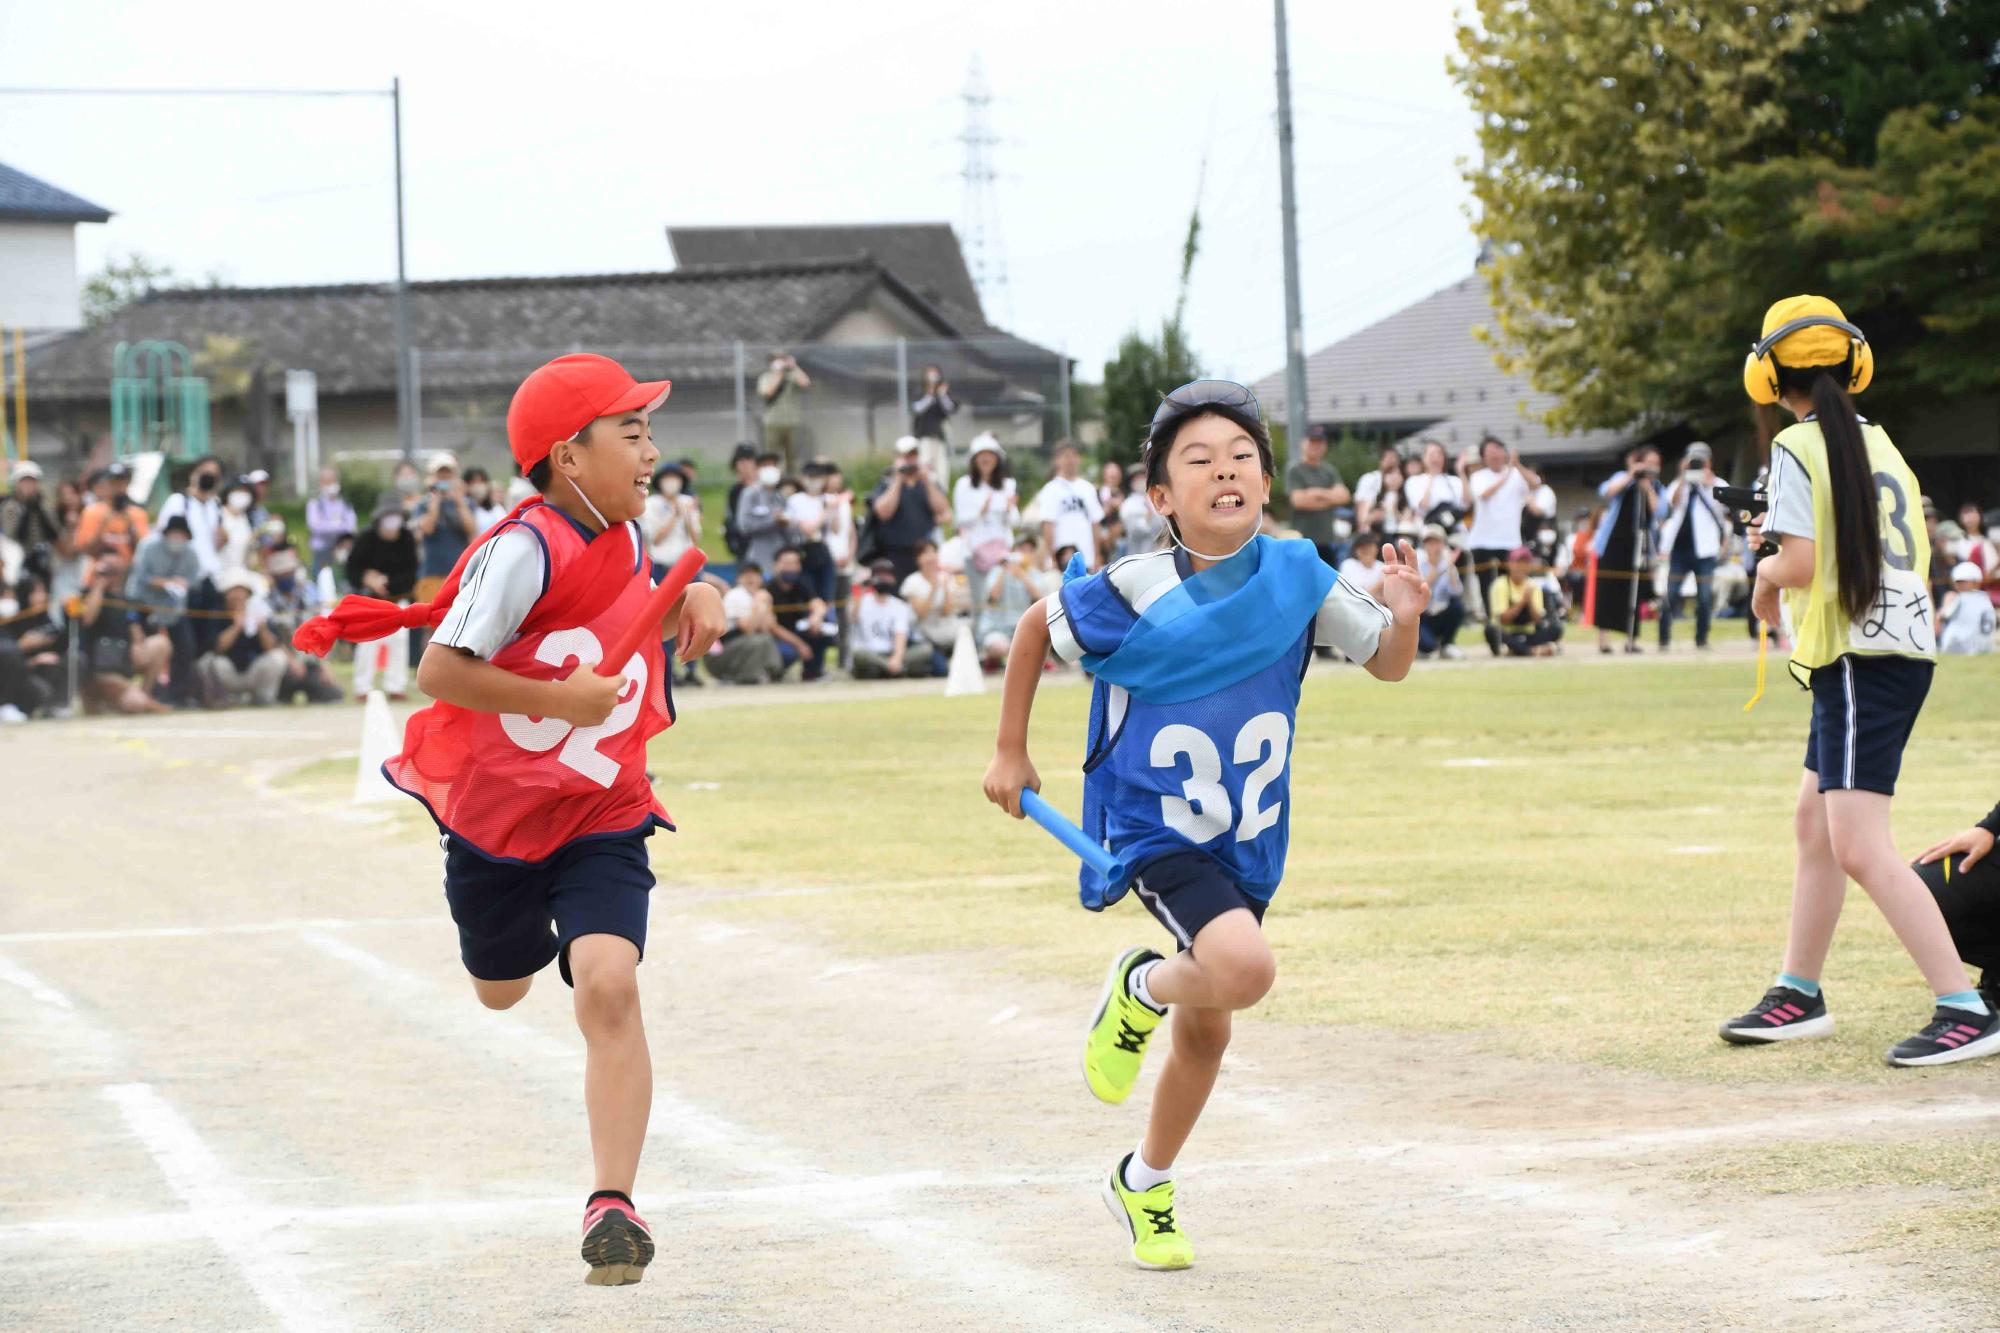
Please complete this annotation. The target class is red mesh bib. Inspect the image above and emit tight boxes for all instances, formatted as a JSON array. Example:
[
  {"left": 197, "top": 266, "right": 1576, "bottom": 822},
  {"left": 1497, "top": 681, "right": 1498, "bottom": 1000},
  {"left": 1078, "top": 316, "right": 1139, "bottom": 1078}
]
[{"left": 383, "top": 507, "right": 673, "bottom": 862}]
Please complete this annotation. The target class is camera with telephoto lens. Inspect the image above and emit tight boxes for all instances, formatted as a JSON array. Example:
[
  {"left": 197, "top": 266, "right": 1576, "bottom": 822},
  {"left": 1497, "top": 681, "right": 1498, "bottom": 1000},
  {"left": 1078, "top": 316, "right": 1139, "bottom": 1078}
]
[{"left": 1716, "top": 485, "right": 1776, "bottom": 558}]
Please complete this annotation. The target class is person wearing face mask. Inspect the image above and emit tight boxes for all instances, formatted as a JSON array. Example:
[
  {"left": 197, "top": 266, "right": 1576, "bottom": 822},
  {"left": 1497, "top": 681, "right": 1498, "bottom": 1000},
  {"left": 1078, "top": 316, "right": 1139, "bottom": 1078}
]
[
  {"left": 643, "top": 464, "right": 700, "bottom": 574},
  {"left": 217, "top": 478, "right": 259, "bottom": 579},
  {"left": 851, "top": 557, "right": 931, "bottom": 679},
  {"left": 757, "top": 351, "right": 812, "bottom": 471},
  {"left": 126, "top": 513, "right": 205, "bottom": 703},
  {"left": 344, "top": 506, "right": 419, "bottom": 698},
  {"left": 462, "top": 467, "right": 506, "bottom": 532},
  {"left": 260, "top": 541, "right": 341, "bottom": 704},
  {"left": 734, "top": 451, "right": 792, "bottom": 574},
  {"left": 74, "top": 462, "right": 149, "bottom": 561},
  {"left": 306, "top": 467, "right": 358, "bottom": 577},
  {"left": 157, "top": 458, "right": 227, "bottom": 582},
  {"left": 784, "top": 462, "right": 837, "bottom": 604},
  {"left": 391, "top": 460, "right": 424, "bottom": 512}
]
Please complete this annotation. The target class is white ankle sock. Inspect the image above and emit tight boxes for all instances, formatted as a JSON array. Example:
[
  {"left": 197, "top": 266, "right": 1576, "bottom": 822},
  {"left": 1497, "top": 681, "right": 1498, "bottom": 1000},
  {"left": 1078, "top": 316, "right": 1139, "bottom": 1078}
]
[
  {"left": 1128, "top": 959, "right": 1165, "bottom": 1013},
  {"left": 1122, "top": 1147, "right": 1172, "bottom": 1192}
]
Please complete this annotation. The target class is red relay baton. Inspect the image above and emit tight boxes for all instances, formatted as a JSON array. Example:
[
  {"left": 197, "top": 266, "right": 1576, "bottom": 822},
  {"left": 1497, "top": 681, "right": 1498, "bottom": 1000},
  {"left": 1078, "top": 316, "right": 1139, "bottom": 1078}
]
[{"left": 596, "top": 548, "right": 708, "bottom": 675}]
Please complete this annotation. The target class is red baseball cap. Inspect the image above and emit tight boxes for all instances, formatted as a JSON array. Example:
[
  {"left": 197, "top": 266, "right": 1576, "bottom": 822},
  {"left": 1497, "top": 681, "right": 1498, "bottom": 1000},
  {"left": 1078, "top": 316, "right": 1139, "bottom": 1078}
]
[{"left": 506, "top": 354, "right": 671, "bottom": 474}]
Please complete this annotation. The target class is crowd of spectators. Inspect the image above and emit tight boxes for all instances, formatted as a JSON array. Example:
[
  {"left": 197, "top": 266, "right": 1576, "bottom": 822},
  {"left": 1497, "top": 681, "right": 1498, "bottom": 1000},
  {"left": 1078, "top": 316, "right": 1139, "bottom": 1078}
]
[{"left": 3, "top": 427, "right": 1993, "bottom": 716}]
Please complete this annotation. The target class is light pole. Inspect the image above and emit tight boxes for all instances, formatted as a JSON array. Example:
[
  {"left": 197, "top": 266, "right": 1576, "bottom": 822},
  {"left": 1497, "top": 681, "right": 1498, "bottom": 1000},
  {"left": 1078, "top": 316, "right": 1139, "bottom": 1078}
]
[{"left": 1273, "top": 0, "right": 1310, "bottom": 458}]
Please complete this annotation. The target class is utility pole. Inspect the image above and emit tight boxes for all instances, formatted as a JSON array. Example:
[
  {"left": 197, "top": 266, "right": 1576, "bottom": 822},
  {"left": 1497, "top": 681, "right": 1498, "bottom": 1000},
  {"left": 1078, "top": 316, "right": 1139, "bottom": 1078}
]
[
  {"left": 391, "top": 76, "right": 414, "bottom": 462},
  {"left": 1273, "top": 0, "right": 1310, "bottom": 457}
]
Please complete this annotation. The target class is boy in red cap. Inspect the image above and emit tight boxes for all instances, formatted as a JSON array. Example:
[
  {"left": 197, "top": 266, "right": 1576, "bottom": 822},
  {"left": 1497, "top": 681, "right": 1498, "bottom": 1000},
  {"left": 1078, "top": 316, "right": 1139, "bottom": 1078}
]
[{"left": 296, "top": 353, "right": 724, "bottom": 1285}]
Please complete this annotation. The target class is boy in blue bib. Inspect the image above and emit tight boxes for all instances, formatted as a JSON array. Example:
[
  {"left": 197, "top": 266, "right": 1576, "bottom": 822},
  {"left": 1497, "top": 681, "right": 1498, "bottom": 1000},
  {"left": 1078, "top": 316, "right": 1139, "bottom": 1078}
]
[{"left": 983, "top": 380, "right": 1429, "bottom": 1269}]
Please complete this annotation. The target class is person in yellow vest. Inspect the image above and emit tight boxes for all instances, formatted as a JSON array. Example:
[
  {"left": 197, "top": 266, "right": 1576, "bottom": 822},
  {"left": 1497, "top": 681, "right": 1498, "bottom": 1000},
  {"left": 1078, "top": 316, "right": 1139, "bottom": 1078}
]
[{"left": 1717, "top": 296, "right": 1996, "bottom": 1067}]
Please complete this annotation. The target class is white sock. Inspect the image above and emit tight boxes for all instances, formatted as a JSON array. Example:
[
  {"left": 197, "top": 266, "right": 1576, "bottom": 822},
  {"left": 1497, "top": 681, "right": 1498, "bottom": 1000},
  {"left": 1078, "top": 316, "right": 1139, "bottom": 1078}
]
[
  {"left": 1122, "top": 1147, "right": 1173, "bottom": 1193},
  {"left": 1127, "top": 959, "right": 1165, "bottom": 1014}
]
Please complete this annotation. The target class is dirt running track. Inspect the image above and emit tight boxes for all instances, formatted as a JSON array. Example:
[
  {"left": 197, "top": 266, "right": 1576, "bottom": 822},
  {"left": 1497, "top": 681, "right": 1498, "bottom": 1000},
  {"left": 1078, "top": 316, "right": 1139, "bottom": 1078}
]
[{"left": 0, "top": 705, "right": 1984, "bottom": 1331}]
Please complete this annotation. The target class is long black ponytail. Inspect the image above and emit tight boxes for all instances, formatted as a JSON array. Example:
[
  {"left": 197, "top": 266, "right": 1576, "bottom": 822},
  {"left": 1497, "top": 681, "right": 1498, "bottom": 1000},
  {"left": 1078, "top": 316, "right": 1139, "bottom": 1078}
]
[{"left": 1779, "top": 362, "right": 1879, "bottom": 624}]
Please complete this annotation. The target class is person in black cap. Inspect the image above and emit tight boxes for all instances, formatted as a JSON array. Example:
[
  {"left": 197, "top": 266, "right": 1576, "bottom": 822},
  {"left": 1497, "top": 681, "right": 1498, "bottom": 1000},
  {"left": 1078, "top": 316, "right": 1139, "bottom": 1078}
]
[{"left": 76, "top": 460, "right": 149, "bottom": 560}]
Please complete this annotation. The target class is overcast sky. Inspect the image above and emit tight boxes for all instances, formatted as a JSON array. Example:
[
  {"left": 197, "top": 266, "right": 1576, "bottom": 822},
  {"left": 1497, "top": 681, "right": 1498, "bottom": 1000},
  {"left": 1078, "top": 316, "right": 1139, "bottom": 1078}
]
[{"left": 0, "top": 0, "right": 1481, "bottom": 384}]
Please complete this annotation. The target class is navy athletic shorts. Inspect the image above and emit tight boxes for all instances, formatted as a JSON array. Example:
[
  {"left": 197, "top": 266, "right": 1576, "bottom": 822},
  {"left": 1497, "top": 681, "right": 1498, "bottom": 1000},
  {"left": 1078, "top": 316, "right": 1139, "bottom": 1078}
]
[
  {"left": 1804, "top": 653, "right": 1933, "bottom": 796},
  {"left": 441, "top": 827, "right": 656, "bottom": 986},
  {"left": 1128, "top": 850, "right": 1268, "bottom": 952}
]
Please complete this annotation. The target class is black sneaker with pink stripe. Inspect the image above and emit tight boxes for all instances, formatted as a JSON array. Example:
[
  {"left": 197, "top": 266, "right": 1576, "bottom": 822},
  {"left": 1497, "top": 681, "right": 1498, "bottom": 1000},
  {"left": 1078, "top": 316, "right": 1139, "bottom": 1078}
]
[
  {"left": 1886, "top": 1005, "right": 2000, "bottom": 1067},
  {"left": 1718, "top": 985, "right": 1833, "bottom": 1045}
]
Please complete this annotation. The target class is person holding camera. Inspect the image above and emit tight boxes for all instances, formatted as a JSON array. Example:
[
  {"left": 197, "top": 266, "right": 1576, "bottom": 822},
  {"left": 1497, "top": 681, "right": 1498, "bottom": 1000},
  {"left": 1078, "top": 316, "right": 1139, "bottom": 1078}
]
[
  {"left": 850, "top": 557, "right": 933, "bottom": 679},
  {"left": 1589, "top": 444, "right": 1662, "bottom": 653},
  {"left": 1657, "top": 441, "right": 1729, "bottom": 651},
  {"left": 1465, "top": 435, "right": 1541, "bottom": 609},
  {"left": 910, "top": 364, "right": 959, "bottom": 487},
  {"left": 758, "top": 351, "right": 812, "bottom": 470},
  {"left": 74, "top": 462, "right": 150, "bottom": 561},
  {"left": 870, "top": 437, "right": 951, "bottom": 583},
  {"left": 413, "top": 452, "right": 477, "bottom": 604},
  {"left": 345, "top": 506, "right": 419, "bottom": 699},
  {"left": 0, "top": 459, "right": 67, "bottom": 561}
]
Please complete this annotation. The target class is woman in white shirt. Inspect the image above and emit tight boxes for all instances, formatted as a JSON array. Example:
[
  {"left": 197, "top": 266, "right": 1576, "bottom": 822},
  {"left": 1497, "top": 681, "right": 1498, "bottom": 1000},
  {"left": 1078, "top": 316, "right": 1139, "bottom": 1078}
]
[
  {"left": 953, "top": 435, "right": 1018, "bottom": 631},
  {"left": 217, "top": 478, "right": 258, "bottom": 578},
  {"left": 642, "top": 464, "right": 701, "bottom": 574},
  {"left": 1401, "top": 440, "right": 1467, "bottom": 531},
  {"left": 1464, "top": 435, "right": 1541, "bottom": 610},
  {"left": 1352, "top": 446, "right": 1404, "bottom": 533}
]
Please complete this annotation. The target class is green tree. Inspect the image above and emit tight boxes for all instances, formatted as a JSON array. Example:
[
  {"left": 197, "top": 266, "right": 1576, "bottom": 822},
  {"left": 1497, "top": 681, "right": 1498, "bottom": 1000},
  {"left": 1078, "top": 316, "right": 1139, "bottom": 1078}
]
[
  {"left": 1451, "top": 0, "right": 2000, "bottom": 440},
  {"left": 80, "top": 253, "right": 179, "bottom": 327},
  {"left": 1101, "top": 322, "right": 1201, "bottom": 465}
]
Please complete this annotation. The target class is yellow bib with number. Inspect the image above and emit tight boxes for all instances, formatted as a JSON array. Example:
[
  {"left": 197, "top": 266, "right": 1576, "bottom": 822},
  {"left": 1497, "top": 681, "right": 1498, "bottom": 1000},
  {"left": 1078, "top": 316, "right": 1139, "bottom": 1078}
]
[{"left": 1776, "top": 419, "right": 1934, "bottom": 682}]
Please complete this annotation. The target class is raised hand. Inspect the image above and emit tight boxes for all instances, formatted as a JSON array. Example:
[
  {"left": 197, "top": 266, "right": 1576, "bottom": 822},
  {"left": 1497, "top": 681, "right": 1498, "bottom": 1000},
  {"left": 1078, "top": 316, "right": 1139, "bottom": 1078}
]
[{"left": 1375, "top": 539, "right": 1432, "bottom": 622}]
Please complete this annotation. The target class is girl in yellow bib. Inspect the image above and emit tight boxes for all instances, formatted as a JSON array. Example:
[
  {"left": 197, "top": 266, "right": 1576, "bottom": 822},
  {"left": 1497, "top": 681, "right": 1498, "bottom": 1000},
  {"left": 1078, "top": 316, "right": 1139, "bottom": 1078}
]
[{"left": 1718, "top": 296, "right": 1999, "bottom": 1067}]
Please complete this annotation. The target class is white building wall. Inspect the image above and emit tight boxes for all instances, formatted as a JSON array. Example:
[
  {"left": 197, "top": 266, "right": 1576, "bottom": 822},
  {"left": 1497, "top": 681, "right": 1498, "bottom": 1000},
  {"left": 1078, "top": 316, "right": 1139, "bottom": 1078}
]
[{"left": 0, "top": 222, "right": 85, "bottom": 330}]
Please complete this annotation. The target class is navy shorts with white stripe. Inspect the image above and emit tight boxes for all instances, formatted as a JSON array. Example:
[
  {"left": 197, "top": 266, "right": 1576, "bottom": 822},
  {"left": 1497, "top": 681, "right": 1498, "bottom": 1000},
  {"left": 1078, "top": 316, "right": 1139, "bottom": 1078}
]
[
  {"left": 1804, "top": 653, "right": 1933, "bottom": 796},
  {"left": 1128, "top": 850, "right": 1268, "bottom": 952}
]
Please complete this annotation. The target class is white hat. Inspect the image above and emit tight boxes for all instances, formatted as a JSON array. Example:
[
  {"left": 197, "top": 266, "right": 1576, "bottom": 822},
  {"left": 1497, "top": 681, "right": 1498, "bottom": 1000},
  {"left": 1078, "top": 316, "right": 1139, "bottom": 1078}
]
[
  {"left": 968, "top": 433, "right": 1003, "bottom": 459},
  {"left": 1953, "top": 561, "right": 1983, "bottom": 584},
  {"left": 244, "top": 468, "right": 271, "bottom": 485},
  {"left": 10, "top": 460, "right": 42, "bottom": 482},
  {"left": 894, "top": 436, "right": 921, "bottom": 455},
  {"left": 214, "top": 568, "right": 267, "bottom": 597},
  {"left": 427, "top": 450, "right": 459, "bottom": 474}
]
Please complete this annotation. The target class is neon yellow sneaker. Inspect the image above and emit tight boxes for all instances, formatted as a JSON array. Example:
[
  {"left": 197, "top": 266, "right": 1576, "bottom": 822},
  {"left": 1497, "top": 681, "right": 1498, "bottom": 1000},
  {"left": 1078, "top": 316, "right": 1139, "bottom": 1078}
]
[
  {"left": 1083, "top": 947, "right": 1166, "bottom": 1105},
  {"left": 1102, "top": 1154, "right": 1193, "bottom": 1270}
]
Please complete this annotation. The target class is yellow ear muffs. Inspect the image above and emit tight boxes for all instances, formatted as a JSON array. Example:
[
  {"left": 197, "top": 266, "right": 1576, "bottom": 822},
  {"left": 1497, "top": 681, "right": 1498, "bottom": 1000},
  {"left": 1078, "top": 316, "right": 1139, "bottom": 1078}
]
[
  {"left": 1742, "top": 314, "right": 1872, "bottom": 404},
  {"left": 1846, "top": 338, "right": 1874, "bottom": 395},
  {"left": 1742, "top": 346, "right": 1781, "bottom": 405}
]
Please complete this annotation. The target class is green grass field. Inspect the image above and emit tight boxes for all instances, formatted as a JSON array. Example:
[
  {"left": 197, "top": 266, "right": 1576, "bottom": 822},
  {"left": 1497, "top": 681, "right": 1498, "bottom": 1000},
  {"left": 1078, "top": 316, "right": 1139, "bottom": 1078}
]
[
  {"left": 649, "top": 652, "right": 2000, "bottom": 1086},
  {"left": 310, "top": 651, "right": 2000, "bottom": 1086}
]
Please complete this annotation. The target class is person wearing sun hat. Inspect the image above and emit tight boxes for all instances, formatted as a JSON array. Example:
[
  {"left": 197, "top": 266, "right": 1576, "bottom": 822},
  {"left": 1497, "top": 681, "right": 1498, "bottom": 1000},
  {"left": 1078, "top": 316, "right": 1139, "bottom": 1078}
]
[
  {"left": 292, "top": 352, "right": 726, "bottom": 1283},
  {"left": 1716, "top": 295, "right": 2000, "bottom": 1069},
  {"left": 1938, "top": 560, "right": 1996, "bottom": 655}
]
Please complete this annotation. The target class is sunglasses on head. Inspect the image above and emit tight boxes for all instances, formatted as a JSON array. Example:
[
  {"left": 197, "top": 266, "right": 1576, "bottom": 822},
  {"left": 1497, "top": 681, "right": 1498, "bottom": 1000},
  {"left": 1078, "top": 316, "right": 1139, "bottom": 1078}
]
[{"left": 1147, "top": 380, "right": 1261, "bottom": 444}]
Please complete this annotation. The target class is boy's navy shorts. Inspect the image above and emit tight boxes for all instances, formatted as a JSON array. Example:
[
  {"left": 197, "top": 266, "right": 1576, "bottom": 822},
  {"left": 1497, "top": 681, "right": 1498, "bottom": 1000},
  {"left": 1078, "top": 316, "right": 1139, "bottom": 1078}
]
[
  {"left": 1128, "top": 850, "right": 1268, "bottom": 952},
  {"left": 441, "top": 827, "right": 656, "bottom": 986},
  {"left": 1804, "top": 653, "right": 1933, "bottom": 796}
]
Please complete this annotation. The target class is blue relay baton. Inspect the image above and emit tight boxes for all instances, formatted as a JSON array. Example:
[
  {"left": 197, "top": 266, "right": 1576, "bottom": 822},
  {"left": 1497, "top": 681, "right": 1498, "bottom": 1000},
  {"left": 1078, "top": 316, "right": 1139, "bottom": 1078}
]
[{"left": 1020, "top": 789, "right": 1127, "bottom": 888}]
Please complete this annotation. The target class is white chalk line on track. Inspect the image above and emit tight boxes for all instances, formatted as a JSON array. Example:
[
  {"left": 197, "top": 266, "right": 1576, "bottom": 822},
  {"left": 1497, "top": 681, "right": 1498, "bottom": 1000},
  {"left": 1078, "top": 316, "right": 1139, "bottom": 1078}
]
[
  {"left": 289, "top": 927, "right": 1146, "bottom": 1332},
  {"left": 0, "top": 954, "right": 75, "bottom": 1008},
  {"left": 101, "top": 1082, "right": 348, "bottom": 1333}
]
